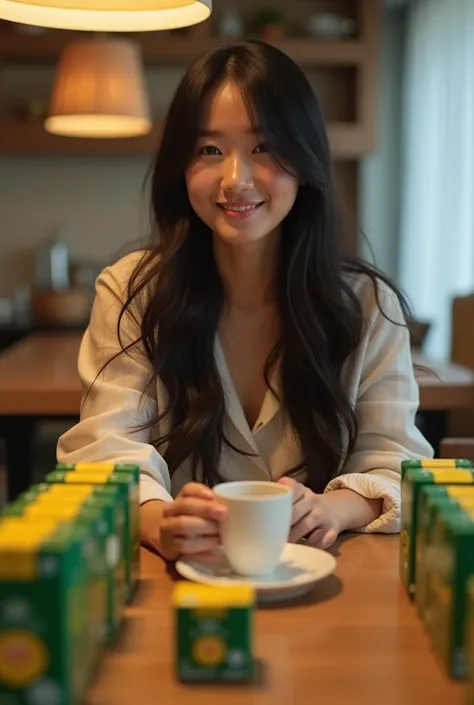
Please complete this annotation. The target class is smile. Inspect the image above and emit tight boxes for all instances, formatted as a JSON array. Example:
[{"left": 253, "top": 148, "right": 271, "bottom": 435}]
[{"left": 217, "top": 202, "right": 264, "bottom": 212}]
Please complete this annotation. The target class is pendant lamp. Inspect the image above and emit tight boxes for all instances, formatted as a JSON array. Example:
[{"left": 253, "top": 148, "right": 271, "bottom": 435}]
[
  {"left": 0, "top": 0, "right": 212, "bottom": 32},
  {"left": 45, "top": 38, "right": 151, "bottom": 138}
]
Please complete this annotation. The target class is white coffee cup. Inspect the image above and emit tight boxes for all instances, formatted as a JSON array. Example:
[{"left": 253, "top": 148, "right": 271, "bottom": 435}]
[{"left": 213, "top": 481, "right": 293, "bottom": 577}]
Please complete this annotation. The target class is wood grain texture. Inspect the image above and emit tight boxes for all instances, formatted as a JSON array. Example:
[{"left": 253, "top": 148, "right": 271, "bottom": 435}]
[
  {"left": 413, "top": 350, "right": 474, "bottom": 411},
  {"left": 0, "top": 33, "right": 364, "bottom": 66},
  {"left": 0, "top": 120, "right": 368, "bottom": 159},
  {"left": 1, "top": 335, "right": 474, "bottom": 415},
  {"left": 0, "top": 333, "right": 81, "bottom": 415},
  {"left": 85, "top": 536, "right": 466, "bottom": 705}
]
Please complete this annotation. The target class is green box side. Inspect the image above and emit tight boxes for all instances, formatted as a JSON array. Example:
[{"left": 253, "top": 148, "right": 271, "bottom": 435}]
[
  {"left": 400, "top": 470, "right": 474, "bottom": 598},
  {"left": 466, "top": 578, "right": 474, "bottom": 705},
  {"left": 45, "top": 471, "right": 138, "bottom": 604},
  {"left": 417, "top": 488, "right": 474, "bottom": 625},
  {"left": 176, "top": 606, "right": 253, "bottom": 683},
  {"left": 416, "top": 493, "right": 462, "bottom": 619},
  {"left": 84, "top": 495, "right": 126, "bottom": 644},
  {"left": 3, "top": 482, "right": 126, "bottom": 635},
  {"left": 430, "top": 513, "right": 474, "bottom": 679},
  {"left": 0, "top": 500, "right": 109, "bottom": 661},
  {"left": 0, "top": 527, "right": 89, "bottom": 705},
  {"left": 92, "top": 486, "right": 127, "bottom": 631}
]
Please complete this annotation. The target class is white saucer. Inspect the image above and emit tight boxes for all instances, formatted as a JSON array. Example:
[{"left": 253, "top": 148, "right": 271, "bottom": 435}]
[{"left": 175, "top": 542, "right": 337, "bottom": 602}]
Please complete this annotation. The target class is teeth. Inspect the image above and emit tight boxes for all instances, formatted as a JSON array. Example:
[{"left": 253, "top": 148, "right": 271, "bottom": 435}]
[{"left": 222, "top": 204, "right": 260, "bottom": 212}]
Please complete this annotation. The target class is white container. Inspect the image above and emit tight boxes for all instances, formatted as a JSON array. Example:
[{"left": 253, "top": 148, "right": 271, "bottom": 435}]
[{"left": 213, "top": 481, "right": 293, "bottom": 577}]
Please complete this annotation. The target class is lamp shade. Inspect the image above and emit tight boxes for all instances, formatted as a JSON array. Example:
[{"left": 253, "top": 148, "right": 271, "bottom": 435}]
[
  {"left": 45, "top": 38, "right": 152, "bottom": 138},
  {"left": 0, "top": 0, "right": 211, "bottom": 31}
]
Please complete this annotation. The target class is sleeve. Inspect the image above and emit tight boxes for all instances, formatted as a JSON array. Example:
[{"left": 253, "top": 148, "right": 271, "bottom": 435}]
[
  {"left": 324, "top": 281, "right": 434, "bottom": 534},
  {"left": 56, "top": 255, "right": 174, "bottom": 504}
]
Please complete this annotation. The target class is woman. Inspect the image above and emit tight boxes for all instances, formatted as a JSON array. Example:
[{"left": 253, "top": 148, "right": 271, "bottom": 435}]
[{"left": 57, "top": 41, "right": 432, "bottom": 562}]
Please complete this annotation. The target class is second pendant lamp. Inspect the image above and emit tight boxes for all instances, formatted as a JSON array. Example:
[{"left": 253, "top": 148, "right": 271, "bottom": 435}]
[{"left": 45, "top": 37, "right": 152, "bottom": 139}]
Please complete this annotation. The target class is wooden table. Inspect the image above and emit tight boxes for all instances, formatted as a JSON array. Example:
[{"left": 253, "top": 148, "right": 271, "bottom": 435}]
[
  {"left": 0, "top": 333, "right": 82, "bottom": 499},
  {"left": 0, "top": 333, "right": 82, "bottom": 416},
  {"left": 413, "top": 350, "right": 474, "bottom": 411},
  {"left": 412, "top": 350, "right": 474, "bottom": 454},
  {"left": 85, "top": 537, "right": 466, "bottom": 705},
  {"left": 2, "top": 334, "right": 474, "bottom": 500}
]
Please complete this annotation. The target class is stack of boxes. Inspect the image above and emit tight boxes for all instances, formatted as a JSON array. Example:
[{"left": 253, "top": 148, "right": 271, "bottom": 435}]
[
  {"left": 0, "top": 462, "right": 140, "bottom": 705},
  {"left": 400, "top": 458, "right": 474, "bottom": 694},
  {"left": 0, "top": 461, "right": 256, "bottom": 702}
]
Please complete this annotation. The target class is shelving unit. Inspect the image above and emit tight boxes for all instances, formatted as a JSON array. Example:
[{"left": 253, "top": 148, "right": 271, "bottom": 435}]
[
  {"left": 0, "top": 2, "right": 379, "bottom": 156},
  {"left": 0, "top": 0, "right": 381, "bottom": 253},
  {"left": 0, "top": 32, "right": 364, "bottom": 67},
  {"left": 0, "top": 119, "right": 370, "bottom": 159}
]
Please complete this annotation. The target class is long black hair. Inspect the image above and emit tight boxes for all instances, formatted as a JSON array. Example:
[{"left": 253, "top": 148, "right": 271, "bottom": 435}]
[{"left": 115, "top": 40, "right": 411, "bottom": 493}]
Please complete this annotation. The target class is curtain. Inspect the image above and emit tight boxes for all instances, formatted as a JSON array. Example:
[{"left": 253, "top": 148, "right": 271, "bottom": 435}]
[{"left": 399, "top": 0, "right": 474, "bottom": 359}]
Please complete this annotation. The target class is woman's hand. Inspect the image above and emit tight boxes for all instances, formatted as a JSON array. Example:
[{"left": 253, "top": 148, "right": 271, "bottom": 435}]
[
  {"left": 140, "top": 482, "right": 227, "bottom": 562},
  {"left": 278, "top": 477, "right": 384, "bottom": 549},
  {"left": 278, "top": 477, "right": 341, "bottom": 549}
]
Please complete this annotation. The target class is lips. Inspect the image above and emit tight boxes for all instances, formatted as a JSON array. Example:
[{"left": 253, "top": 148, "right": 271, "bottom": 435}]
[
  {"left": 216, "top": 201, "right": 265, "bottom": 222},
  {"left": 217, "top": 202, "right": 264, "bottom": 212}
]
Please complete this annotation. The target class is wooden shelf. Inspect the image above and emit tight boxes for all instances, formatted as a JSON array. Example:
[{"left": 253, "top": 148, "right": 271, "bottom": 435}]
[
  {"left": 0, "top": 32, "right": 363, "bottom": 67},
  {"left": 0, "top": 119, "right": 370, "bottom": 159}
]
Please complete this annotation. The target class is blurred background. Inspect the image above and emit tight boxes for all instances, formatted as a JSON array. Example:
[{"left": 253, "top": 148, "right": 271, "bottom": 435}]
[{"left": 1, "top": 0, "right": 474, "bottom": 500}]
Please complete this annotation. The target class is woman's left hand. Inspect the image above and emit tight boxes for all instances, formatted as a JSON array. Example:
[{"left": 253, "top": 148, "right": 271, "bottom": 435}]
[{"left": 278, "top": 477, "right": 341, "bottom": 549}]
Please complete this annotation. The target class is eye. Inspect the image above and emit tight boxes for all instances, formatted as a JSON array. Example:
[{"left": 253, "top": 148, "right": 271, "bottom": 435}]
[
  {"left": 198, "top": 145, "right": 222, "bottom": 156},
  {"left": 253, "top": 142, "right": 268, "bottom": 154}
]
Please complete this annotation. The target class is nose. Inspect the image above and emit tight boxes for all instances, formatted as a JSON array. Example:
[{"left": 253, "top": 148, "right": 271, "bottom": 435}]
[{"left": 221, "top": 152, "right": 254, "bottom": 193}]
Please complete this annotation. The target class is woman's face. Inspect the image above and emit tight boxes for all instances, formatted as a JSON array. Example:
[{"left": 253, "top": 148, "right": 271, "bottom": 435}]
[{"left": 185, "top": 83, "right": 299, "bottom": 246}]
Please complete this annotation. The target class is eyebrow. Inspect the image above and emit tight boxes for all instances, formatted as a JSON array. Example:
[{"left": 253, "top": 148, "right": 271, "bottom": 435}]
[{"left": 198, "top": 127, "right": 263, "bottom": 137}]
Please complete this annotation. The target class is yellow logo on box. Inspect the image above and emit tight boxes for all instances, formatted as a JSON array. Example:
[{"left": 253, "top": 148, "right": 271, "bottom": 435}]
[
  {"left": 192, "top": 635, "right": 226, "bottom": 666},
  {"left": 0, "top": 630, "right": 48, "bottom": 687}
]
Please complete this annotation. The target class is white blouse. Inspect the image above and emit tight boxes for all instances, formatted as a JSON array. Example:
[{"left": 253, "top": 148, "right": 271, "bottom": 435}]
[{"left": 57, "top": 252, "right": 433, "bottom": 534}]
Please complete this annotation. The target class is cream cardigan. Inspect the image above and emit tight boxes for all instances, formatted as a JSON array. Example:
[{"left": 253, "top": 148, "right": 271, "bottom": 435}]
[{"left": 57, "top": 252, "right": 433, "bottom": 533}]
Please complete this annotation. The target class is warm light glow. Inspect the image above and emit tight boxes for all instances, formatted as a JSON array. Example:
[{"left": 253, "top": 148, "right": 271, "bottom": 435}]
[
  {"left": 45, "top": 115, "right": 151, "bottom": 138},
  {"left": 45, "top": 38, "right": 152, "bottom": 139},
  {"left": 0, "top": 0, "right": 211, "bottom": 31}
]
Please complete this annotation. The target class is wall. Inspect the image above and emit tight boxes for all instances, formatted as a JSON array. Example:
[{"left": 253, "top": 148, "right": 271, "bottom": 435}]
[
  {"left": 359, "top": 7, "right": 406, "bottom": 279},
  {"left": 0, "top": 65, "right": 185, "bottom": 297},
  {"left": 0, "top": 11, "right": 407, "bottom": 297}
]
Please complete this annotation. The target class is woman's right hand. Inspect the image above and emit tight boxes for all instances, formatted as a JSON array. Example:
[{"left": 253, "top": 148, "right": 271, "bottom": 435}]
[{"left": 140, "top": 482, "right": 227, "bottom": 562}]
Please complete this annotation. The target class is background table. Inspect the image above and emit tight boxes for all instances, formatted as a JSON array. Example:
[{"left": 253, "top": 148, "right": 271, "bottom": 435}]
[
  {"left": 1, "top": 334, "right": 474, "bottom": 500},
  {"left": 412, "top": 350, "right": 474, "bottom": 453},
  {"left": 0, "top": 333, "right": 81, "bottom": 499},
  {"left": 85, "top": 536, "right": 466, "bottom": 705}
]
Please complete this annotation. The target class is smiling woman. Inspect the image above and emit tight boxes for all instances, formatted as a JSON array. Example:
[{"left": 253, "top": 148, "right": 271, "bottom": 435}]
[
  {"left": 186, "top": 84, "right": 299, "bottom": 246},
  {"left": 57, "top": 40, "right": 433, "bottom": 563}
]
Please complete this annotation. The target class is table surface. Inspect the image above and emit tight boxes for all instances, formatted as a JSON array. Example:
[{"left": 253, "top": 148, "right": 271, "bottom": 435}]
[
  {"left": 85, "top": 536, "right": 466, "bottom": 705},
  {"left": 0, "top": 333, "right": 473, "bottom": 415}
]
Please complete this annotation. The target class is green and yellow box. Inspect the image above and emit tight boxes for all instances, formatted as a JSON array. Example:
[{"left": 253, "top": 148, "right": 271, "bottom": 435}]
[
  {"left": 55, "top": 462, "right": 140, "bottom": 485},
  {"left": 0, "top": 518, "right": 91, "bottom": 705},
  {"left": 173, "top": 582, "right": 255, "bottom": 683},
  {"left": 42, "top": 485, "right": 127, "bottom": 642},
  {"left": 2, "top": 487, "right": 126, "bottom": 646},
  {"left": 400, "top": 468, "right": 474, "bottom": 598},
  {"left": 0, "top": 500, "right": 107, "bottom": 673},
  {"left": 401, "top": 458, "right": 473, "bottom": 481},
  {"left": 45, "top": 468, "right": 139, "bottom": 604},
  {"left": 18, "top": 483, "right": 127, "bottom": 641},
  {"left": 427, "top": 508, "right": 474, "bottom": 679},
  {"left": 466, "top": 577, "right": 474, "bottom": 704},
  {"left": 416, "top": 486, "right": 474, "bottom": 618}
]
